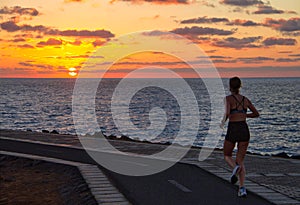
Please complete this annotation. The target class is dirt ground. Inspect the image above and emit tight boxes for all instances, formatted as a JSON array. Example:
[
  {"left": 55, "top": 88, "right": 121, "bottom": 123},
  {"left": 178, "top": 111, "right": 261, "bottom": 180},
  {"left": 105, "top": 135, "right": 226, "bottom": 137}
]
[{"left": 0, "top": 155, "right": 97, "bottom": 205}]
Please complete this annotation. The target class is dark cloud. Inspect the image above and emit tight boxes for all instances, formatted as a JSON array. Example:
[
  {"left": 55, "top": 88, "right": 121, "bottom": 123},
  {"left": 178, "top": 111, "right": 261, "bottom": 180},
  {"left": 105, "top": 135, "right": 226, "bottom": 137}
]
[
  {"left": 253, "top": 5, "right": 284, "bottom": 14},
  {"left": 212, "top": 36, "right": 262, "bottom": 49},
  {"left": 262, "top": 37, "right": 297, "bottom": 46},
  {"left": 0, "top": 6, "right": 39, "bottom": 16},
  {"left": 0, "top": 21, "right": 21, "bottom": 32},
  {"left": 283, "top": 32, "right": 300, "bottom": 37},
  {"left": 205, "top": 49, "right": 217, "bottom": 53},
  {"left": 209, "top": 55, "right": 232, "bottom": 59},
  {"left": 264, "top": 18, "right": 300, "bottom": 32},
  {"left": 180, "top": 17, "right": 260, "bottom": 27},
  {"left": 227, "top": 19, "right": 260, "bottom": 26},
  {"left": 11, "top": 38, "right": 26, "bottom": 42},
  {"left": 172, "top": 26, "right": 234, "bottom": 36},
  {"left": 142, "top": 30, "right": 169, "bottom": 36},
  {"left": 14, "top": 67, "right": 35, "bottom": 71},
  {"left": 237, "top": 56, "right": 274, "bottom": 63},
  {"left": 212, "top": 59, "right": 237, "bottom": 63},
  {"left": 288, "top": 54, "right": 300, "bottom": 57},
  {"left": 115, "top": 60, "right": 185, "bottom": 66},
  {"left": 220, "top": 0, "right": 263, "bottom": 7},
  {"left": 14, "top": 33, "right": 34, "bottom": 38},
  {"left": 48, "top": 29, "right": 114, "bottom": 38},
  {"left": 19, "top": 61, "right": 54, "bottom": 69},
  {"left": 37, "top": 38, "right": 62, "bottom": 47},
  {"left": 276, "top": 58, "right": 300, "bottom": 62},
  {"left": 180, "top": 16, "right": 229, "bottom": 24},
  {"left": 0, "top": 21, "right": 115, "bottom": 38}
]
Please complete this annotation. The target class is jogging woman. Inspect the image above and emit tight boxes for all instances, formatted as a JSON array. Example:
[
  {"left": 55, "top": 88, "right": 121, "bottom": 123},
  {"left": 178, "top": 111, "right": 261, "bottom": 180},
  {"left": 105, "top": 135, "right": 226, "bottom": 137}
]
[{"left": 220, "top": 77, "right": 259, "bottom": 197}]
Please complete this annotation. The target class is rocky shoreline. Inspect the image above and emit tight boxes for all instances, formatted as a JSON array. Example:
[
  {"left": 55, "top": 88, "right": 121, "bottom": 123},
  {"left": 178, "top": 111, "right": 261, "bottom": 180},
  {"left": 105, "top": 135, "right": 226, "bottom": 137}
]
[{"left": 1, "top": 129, "right": 299, "bottom": 159}]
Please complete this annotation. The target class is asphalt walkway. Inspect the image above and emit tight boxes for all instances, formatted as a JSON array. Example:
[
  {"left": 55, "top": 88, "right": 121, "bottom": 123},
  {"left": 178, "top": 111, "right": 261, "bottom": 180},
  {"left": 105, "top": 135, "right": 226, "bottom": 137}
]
[{"left": 0, "top": 129, "right": 299, "bottom": 205}]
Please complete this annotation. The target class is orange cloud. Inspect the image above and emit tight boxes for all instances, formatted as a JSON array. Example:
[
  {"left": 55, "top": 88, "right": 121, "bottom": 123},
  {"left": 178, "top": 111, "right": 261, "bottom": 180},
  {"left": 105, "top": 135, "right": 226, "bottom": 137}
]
[
  {"left": 17, "top": 44, "right": 35, "bottom": 49},
  {"left": 37, "top": 38, "right": 62, "bottom": 47}
]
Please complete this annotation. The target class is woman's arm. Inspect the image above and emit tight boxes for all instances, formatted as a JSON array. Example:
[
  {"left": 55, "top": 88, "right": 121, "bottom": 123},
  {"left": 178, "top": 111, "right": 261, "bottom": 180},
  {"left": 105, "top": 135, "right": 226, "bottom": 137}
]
[
  {"left": 246, "top": 99, "right": 259, "bottom": 118},
  {"left": 220, "top": 97, "right": 230, "bottom": 128}
]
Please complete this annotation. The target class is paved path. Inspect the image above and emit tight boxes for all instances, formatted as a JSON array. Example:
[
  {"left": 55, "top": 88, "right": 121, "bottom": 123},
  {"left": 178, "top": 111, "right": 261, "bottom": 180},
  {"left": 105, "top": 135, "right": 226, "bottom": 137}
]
[
  {"left": 1, "top": 129, "right": 299, "bottom": 205},
  {"left": 0, "top": 137, "right": 274, "bottom": 205}
]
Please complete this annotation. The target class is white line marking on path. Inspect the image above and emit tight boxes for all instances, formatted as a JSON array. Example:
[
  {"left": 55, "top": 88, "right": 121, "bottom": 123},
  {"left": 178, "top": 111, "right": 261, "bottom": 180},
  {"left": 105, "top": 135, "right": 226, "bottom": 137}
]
[{"left": 168, "top": 179, "right": 192, "bottom": 193}]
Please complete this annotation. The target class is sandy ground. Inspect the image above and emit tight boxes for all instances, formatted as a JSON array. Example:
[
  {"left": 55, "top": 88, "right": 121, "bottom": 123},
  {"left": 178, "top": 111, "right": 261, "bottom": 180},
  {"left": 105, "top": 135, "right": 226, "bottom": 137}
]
[{"left": 0, "top": 155, "right": 97, "bottom": 205}]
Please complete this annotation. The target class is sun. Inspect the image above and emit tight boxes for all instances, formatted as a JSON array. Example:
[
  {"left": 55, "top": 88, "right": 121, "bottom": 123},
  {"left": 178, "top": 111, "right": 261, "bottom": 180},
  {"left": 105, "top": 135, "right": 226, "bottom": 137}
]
[{"left": 68, "top": 67, "right": 78, "bottom": 77}]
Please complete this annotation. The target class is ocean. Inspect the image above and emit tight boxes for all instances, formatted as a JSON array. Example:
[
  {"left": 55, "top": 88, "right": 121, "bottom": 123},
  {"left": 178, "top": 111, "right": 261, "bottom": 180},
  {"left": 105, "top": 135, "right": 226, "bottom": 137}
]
[{"left": 0, "top": 78, "right": 299, "bottom": 157}]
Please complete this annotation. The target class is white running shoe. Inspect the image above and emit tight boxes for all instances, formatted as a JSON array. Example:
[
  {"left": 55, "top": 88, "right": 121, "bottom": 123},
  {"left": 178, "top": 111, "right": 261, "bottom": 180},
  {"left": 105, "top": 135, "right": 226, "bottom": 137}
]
[
  {"left": 230, "top": 164, "right": 240, "bottom": 184},
  {"left": 238, "top": 187, "right": 247, "bottom": 197}
]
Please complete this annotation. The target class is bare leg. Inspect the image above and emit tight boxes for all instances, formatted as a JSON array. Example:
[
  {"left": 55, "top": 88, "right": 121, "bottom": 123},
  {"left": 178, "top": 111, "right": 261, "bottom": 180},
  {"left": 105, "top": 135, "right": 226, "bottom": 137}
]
[
  {"left": 236, "top": 141, "right": 249, "bottom": 187},
  {"left": 223, "top": 140, "right": 236, "bottom": 169}
]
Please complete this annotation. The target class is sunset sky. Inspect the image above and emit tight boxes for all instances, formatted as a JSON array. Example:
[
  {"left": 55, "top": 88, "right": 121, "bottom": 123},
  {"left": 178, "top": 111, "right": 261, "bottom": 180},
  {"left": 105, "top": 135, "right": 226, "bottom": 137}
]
[{"left": 0, "top": 0, "right": 300, "bottom": 78}]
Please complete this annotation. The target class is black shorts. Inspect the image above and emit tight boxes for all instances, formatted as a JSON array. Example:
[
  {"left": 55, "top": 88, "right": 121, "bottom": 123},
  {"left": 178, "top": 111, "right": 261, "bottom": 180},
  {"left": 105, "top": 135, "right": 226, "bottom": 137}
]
[{"left": 225, "top": 121, "right": 250, "bottom": 143}]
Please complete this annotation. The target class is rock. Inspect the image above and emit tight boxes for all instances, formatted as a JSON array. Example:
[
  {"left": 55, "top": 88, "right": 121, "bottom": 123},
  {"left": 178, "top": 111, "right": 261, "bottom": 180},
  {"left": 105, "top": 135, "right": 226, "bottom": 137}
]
[
  {"left": 292, "top": 155, "right": 300, "bottom": 159},
  {"left": 42, "top": 130, "right": 49, "bottom": 133},
  {"left": 26, "top": 128, "right": 32, "bottom": 132},
  {"left": 50, "top": 130, "right": 59, "bottom": 134},
  {"left": 162, "top": 141, "right": 171, "bottom": 145},
  {"left": 274, "top": 152, "right": 289, "bottom": 158},
  {"left": 107, "top": 135, "right": 117, "bottom": 140},
  {"left": 119, "top": 135, "right": 134, "bottom": 141}
]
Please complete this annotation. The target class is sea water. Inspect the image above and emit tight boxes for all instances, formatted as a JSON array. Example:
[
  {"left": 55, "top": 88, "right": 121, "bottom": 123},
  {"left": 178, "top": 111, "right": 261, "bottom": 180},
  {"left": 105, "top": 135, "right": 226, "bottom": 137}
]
[{"left": 0, "top": 78, "right": 299, "bottom": 157}]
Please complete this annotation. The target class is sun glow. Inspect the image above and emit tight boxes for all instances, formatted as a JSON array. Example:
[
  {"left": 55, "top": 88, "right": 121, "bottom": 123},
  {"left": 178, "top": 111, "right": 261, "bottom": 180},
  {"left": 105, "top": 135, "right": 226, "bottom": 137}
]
[{"left": 68, "top": 67, "right": 78, "bottom": 77}]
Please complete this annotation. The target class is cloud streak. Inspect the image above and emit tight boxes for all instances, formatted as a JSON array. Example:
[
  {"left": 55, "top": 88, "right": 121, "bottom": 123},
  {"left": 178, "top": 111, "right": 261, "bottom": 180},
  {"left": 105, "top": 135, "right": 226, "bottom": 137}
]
[
  {"left": 37, "top": 38, "right": 62, "bottom": 47},
  {"left": 0, "top": 6, "right": 39, "bottom": 16},
  {"left": 212, "top": 36, "right": 262, "bottom": 49},
  {"left": 0, "top": 21, "right": 115, "bottom": 38},
  {"left": 276, "top": 58, "right": 300, "bottom": 62},
  {"left": 220, "top": 0, "right": 263, "bottom": 7},
  {"left": 262, "top": 37, "right": 297, "bottom": 46},
  {"left": 172, "top": 26, "right": 234, "bottom": 36},
  {"left": 263, "top": 17, "right": 300, "bottom": 32},
  {"left": 180, "top": 16, "right": 261, "bottom": 27},
  {"left": 253, "top": 5, "right": 284, "bottom": 14},
  {"left": 180, "top": 16, "right": 229, "bottom": 24},
  {"left": 227, "top": 19, "right": 261, "bottom": 26}
]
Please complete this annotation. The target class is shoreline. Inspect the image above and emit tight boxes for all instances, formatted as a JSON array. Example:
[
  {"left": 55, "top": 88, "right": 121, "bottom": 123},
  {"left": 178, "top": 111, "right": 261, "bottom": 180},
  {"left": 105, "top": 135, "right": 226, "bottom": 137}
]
[{"left": 1, "top": 128, "right": 299, "bottom": 160}]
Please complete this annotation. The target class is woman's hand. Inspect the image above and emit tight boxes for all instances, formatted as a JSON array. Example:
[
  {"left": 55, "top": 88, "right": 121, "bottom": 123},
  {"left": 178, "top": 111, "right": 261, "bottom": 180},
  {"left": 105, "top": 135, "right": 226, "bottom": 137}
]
[{"left": 220, "top": 119, "right": 226, "bottom": 129}]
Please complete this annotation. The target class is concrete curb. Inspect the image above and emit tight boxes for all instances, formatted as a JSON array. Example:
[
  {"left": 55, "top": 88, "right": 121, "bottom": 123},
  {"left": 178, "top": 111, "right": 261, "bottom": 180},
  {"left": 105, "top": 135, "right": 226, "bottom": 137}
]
[{"left": 0, "top": 150, "right": 131, "bottom": 205}]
